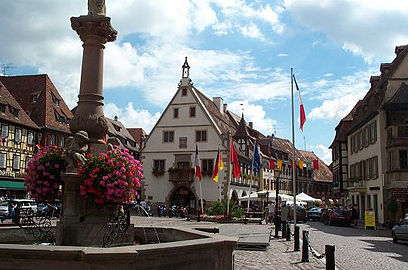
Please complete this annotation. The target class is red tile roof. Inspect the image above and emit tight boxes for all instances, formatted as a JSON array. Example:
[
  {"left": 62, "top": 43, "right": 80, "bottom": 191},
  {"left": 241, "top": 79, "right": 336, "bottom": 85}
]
[
  {"left": 0, "top": 82, "right": 39, "bottom": 130},
  {"left": 127, "top": 128, "right": 147, "bottom": 147},
  {"left": 0, "top": 74, "right": 73, "bottom": 134},
  {"left": 299, "top": 150, "right": 333, "bottom": 183}
]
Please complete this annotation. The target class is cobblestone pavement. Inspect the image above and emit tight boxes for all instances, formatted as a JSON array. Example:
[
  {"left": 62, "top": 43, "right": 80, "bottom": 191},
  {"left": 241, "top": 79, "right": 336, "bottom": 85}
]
[
  {"left": 132, "top": 216, "right": 325, "bottom": 269},
  {"left": 296, "top": 221, "right": 408, "bottom": 270}
]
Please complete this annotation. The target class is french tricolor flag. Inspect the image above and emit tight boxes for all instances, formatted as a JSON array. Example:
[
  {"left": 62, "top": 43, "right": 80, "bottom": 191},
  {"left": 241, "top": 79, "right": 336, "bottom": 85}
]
[{"left": 293, "top": 74, "right": 306, "bottom": 131}]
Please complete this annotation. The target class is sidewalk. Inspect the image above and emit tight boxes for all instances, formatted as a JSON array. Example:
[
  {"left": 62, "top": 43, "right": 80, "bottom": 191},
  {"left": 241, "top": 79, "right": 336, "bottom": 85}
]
[{"left": 234, "top": 237, "right": 325, "bottom": 270}]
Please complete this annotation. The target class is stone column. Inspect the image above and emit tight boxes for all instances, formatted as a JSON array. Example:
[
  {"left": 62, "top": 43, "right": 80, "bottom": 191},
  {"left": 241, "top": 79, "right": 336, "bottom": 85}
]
[{"left": 69, "top": 15, "right": 117, "bottom": 143}]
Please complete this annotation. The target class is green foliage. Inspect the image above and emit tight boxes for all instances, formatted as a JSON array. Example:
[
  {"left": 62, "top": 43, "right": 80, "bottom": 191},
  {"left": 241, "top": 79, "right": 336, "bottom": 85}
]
[
  {"left": 207, "top": 201, "right": 224, "bottom": 216},
  {"left": 206, "top": 199, "right": 245, "bottom": 218}
]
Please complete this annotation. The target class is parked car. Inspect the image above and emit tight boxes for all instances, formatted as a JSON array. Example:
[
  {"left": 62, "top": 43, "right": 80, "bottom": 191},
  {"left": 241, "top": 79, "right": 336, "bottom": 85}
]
[
  {"left": 307, "top": 207, "right": 323, "bottom": 221},
  {"left": 392, "top": 217, "right": 408, "bottom": 243},
  {"left": 322, "top": 208, "right": 351, "bottom": 226},
  {"left": 288, "top": 205, "right": 307, "bottom": 223},
  {"left": 0, "top": 201, "right": 9, "bottom": 217},
  {"left": 11, "top": 199, "right": 37, "bottom": 214}
]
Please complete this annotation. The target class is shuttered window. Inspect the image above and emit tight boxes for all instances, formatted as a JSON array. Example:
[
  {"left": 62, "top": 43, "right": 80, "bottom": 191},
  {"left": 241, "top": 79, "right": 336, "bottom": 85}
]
[
  {"left": 0, "top": 153, "right": 6, "bottom": 169},
  {"left": 12, "top": 155, "right": 20, "bottom": 170}
]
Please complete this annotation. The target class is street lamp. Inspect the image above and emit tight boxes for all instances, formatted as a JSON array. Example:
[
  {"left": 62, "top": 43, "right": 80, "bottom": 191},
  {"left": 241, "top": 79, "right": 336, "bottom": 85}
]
[{"left": 274, "top": 168, "right": 281, "bottom": 238}]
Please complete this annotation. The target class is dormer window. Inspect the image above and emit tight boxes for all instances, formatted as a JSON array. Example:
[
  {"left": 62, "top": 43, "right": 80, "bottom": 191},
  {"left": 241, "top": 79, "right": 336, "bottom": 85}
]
[
  {"left": 0, "top": 104, "right": 5, "bottom": 113},
  {"left": 8, "top": 105, "right": 19, "bottom": 117},
  {"left": 55, "top": 99, "right": 60, "bottom": 106},
  {"left": 182, "top": 88, "right": 187, "bottom": 96},
  {"left": 113, "top": 124, "right": 121, "bottom": 132},
  {"left": 32, "top": 95, "right": 38, "bottom": 103},
  {"left": 59, "top": 115, "right": 65, "bottom": 123}
]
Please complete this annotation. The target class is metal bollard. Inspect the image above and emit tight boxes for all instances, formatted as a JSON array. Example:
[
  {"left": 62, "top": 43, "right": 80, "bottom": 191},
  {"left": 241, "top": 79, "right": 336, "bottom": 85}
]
[
  {"left": 286, "top": 223, "right": 291, "bottom": 241},
  {"left": 302, "top": 231, "right": 309, "bottom": 262},
  {"left": 282, "top": 221, "right": 287, "bottom": 238},
  {"left": 325, "top": 245, "right": 335, "bottom": 270},
  {"left": 274, "top": 215, "right": 281, "bottom": 238},
  {"left": 294, "top": 226, "right": 300, "bottom": 251}
]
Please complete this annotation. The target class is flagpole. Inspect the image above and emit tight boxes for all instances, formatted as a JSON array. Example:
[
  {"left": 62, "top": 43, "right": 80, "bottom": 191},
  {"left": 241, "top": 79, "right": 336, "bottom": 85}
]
[
  {"left": 291, "top": 68, "right": 297, "bottom": 228},
  {"left": 199, "top": 179, "right": 204, "bottom": 214},
  {"left": 226, "top": 132, "right": 232, "bottom": 216},
  {"left": 247, "top": 140, "right": 256, "bottom": 214}
]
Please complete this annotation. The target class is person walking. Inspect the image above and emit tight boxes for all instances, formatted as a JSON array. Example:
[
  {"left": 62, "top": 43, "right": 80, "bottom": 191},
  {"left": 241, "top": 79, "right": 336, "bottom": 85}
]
[{"left": 351, "top": 204, "right": 358, "bottom": 226}]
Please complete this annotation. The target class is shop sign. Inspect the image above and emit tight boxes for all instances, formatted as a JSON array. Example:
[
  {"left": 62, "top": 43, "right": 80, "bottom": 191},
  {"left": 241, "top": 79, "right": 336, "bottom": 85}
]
[
  {"left": 364, "top": 210, "right": 376, "bottom": 229},
  {"left": 0, "top": 171, "right": 16, "bottom": 178}
]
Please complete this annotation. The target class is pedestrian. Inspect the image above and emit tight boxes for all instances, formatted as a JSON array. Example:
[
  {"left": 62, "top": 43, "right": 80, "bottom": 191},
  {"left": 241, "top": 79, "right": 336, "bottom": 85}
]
[
  {"left": 1, "top": 201, "right": 15, "bottom": 223},
  {"left": 267, "top": 202, "right": 275, "bottom": 224},
  {"left": 351, "top": 204, "right": 358, "bottom": 226}
]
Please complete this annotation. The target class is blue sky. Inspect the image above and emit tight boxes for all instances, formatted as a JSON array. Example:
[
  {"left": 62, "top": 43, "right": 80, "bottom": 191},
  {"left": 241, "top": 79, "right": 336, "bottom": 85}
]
[{"left": 1, "top": 0, "right": 408, "bottom": 164}]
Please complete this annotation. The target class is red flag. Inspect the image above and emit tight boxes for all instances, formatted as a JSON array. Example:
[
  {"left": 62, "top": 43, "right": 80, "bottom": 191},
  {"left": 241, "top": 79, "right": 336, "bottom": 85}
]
[
  {"left": 269, "top": 160, "right": 275, "bottom": 170},
  {"left": 194, "top": 145, "right": 201, "bottom": 181},
  {"left": 230, "top": 140, "right": 240, "bottom": 179},
  {"left": 313, "top": 159, "right": 319, "bottom": 170},
  {"left": 294, "top": 75, "right": 306, "bottom": 131}
]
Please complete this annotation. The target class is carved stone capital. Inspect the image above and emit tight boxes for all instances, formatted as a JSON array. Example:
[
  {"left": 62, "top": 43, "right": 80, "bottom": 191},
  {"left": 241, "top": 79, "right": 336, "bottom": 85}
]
[
  {"left": 70, "top": 114, "right": 108, "bottom": 141},
  {"left": 71, "top": 16, "right": 117, "bottom": 43}
]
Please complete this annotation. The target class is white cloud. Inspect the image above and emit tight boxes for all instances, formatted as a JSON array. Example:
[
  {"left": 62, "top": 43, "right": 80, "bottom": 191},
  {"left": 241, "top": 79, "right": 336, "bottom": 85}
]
[
  {"left": 228, "top": 101, "right": 277, "bottom": 136},
  {"left": 306, "top": 69, "right": 373, "bottom": 121},
  {"left": 310, "top": 144, "right": 332, "bottom": 165},
  {"left": 238, "top": 23, "right": 266, "bottom": 41},
  {"left": 284, "top": 0, "right": 408, "bottom": 63},
  {"left": 308, "top": 94, "right": 362, "bottom": 122},
  {"left": 105, "top": 103, "right": 161, "bottom": 133},
  {"left": 277, "top": 53, "right": 288, "bottom": 57}
]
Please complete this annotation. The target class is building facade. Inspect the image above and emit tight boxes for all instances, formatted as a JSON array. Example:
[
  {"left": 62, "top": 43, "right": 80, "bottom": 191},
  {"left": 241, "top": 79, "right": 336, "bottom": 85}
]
[
  {"left": 141, "top": 58, "right": 256, "bottom": 210},
  {"left": 0, "top": 74, "right": 73, "bottom": 149},
  {"left": 340, "top": 45, "right": 408, "bottom": 224},
  {"left": 0, "top": 81, "right": 39, "bottom": 198}
]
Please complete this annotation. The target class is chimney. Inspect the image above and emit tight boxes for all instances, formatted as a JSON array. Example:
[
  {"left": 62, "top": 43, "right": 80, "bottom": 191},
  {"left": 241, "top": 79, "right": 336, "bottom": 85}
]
[
  {"left": 213, "top": 97, "right": 224, "bottom": 114},
  {"left": 114, "top": 116, "right": 118, "bottom": 121},
  {"left": 370, "top": 76, "right": 380, "bottom": 89},
  {"left": 395, "top": 45, "right": 408, "bottom": 56},
  {"left": 249, "top": 122, "right": 253, "bottom": 129},
  {"left": 223, "top": 104, "right": 227, "bottom": 113},
  {"left": 380, "top": 63, "right": 391, "bottom": 77}
]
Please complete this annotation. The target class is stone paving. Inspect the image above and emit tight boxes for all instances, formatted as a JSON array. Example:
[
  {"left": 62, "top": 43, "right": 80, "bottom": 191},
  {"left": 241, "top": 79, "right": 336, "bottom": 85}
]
[
  {"left": 132, "top": 216, "right": 326, "bottom": 269},
  {"left": 296, "top": 221, "right": 408, "bottom": 270}
]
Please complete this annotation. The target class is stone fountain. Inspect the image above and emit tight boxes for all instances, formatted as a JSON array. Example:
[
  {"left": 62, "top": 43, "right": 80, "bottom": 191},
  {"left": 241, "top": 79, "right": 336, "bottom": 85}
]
[{"left": 0, "top": 1, "right": 236, "bottom": 269}]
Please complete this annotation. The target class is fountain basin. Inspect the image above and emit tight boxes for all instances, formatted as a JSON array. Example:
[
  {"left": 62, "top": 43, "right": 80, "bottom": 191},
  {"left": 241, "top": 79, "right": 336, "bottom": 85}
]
[{"left": 0, "top": 226, "right": 237, "bottom": 270}]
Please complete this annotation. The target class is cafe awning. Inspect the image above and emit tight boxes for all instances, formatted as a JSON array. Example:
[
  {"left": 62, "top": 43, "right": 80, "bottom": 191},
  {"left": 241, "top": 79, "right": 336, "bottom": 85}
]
[{"left": 0, "top": 180, "right": 26, "bottom": 190}]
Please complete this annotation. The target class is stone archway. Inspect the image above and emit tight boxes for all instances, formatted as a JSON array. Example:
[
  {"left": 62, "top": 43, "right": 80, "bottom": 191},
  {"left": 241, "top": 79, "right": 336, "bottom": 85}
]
[{"left": 168, "top": 186, "right": 197, "bottom": 211}]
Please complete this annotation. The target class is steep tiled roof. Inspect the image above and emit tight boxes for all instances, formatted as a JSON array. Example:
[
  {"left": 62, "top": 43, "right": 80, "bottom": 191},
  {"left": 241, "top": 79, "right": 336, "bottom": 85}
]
[
  {"left": 0, "top": 74, "right": 73, "bottom": 134},
  {"left": 0, "top": 82, "right": 39, "bottom": 130},
  {"left": 106, "top": 117, "right": 138, "bottom": 151},
  {"left": 234, "top": 115, "right": 251, "bottom": 139},
  {"left": 271, "top": 136, "right": 305, "bottom": 161},
  {"left": 127, "top": 128, "right": 147, "bottom": 147},
  {"left": 194, "top": 88, "right": 237, "bottom": 135},
  {"left": 299, "top": 150, "right": 333, "bottom": 183}
]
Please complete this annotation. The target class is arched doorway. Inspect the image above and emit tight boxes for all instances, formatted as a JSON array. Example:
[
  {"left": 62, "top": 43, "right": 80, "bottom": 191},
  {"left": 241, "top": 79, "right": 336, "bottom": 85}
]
[
  {"left": 231, "top": 190, "right": 239, "bottom": 203},
  {"left": 170, "top": 186, "right": 196, "bottom": 210}
]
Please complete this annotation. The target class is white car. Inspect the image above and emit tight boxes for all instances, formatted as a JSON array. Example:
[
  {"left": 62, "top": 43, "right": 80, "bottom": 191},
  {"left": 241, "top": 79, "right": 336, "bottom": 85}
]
[
  {"left": 0, "top": 201, "right": 9, "bottom": 216},
  {"left": 392, "top": 217, "right": 408, "bottom": 243},
  {"left": 12, "top": 199, "right": 37, "bottom": 214}
]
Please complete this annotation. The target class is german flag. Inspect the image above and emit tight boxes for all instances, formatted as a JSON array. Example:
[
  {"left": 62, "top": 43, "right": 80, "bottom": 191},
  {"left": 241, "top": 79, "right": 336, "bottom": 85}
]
[{"left": 212, "top": 149, "right": 224, "bottom": 182}]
